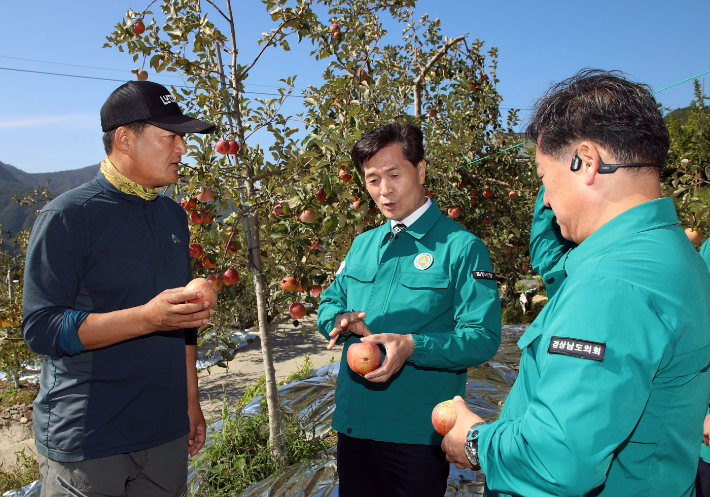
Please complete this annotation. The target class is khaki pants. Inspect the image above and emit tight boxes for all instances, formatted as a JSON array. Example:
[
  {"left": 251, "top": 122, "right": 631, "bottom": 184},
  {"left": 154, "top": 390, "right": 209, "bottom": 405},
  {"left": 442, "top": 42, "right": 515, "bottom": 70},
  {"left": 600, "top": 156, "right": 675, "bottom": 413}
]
[{"left": 39, "top": 434, "right": 188, "bottom": 497}]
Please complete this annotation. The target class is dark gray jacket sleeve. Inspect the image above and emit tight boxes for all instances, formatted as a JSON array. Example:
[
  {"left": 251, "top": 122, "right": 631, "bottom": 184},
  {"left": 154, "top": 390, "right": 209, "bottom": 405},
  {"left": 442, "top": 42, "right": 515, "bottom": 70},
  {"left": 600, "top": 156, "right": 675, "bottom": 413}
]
[{"left": 22, "top": 208, "right": 87, "bottom": 357}]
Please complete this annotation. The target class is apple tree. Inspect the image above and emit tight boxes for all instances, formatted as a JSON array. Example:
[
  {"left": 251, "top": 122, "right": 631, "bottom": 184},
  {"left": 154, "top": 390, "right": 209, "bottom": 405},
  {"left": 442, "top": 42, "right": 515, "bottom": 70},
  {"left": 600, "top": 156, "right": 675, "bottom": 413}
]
[
  {"left": 663, "top": 80, "right": 710, "bottom": 245},
  {"left": 105, "top": 0, "right": 538, "bottom": 463}
]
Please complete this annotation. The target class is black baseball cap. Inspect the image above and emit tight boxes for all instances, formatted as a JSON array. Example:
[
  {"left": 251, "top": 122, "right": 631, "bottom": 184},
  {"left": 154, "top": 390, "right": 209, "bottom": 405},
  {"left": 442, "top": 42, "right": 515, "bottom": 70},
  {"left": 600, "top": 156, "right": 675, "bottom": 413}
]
[{"left": 100, "top": 81, "right": 216, "bottom": 134}]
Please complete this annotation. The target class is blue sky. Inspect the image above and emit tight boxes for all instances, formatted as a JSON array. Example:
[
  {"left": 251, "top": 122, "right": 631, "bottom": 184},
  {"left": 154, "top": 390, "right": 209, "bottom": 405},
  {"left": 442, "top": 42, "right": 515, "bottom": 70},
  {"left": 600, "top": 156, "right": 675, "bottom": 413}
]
[{"left": 1, "top": 0, "right": 708, "bottom": 174}]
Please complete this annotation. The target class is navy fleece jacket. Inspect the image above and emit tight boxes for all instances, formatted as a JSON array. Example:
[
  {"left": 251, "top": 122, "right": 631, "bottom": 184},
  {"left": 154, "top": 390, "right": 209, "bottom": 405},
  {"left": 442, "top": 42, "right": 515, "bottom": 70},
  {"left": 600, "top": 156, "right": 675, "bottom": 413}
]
[{"left": 22, "top": 172, "right": 196, "bottom": 462}]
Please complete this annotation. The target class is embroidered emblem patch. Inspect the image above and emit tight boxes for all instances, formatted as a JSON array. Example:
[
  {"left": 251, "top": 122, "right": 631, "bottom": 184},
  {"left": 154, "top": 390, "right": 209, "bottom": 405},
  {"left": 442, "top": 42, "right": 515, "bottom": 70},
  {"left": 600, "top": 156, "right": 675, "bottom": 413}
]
[
  {"left": 472, "top": 270, "right": 496, "bottom": 280},
  {"left": 414, "top": 253, "right": 434, "bottom": 270},
  {"left": 548, "top": 336, "right": 606, "bottom": 362},
  {"left": 336, "top": 261, "right": 346, "bottom": 275}
]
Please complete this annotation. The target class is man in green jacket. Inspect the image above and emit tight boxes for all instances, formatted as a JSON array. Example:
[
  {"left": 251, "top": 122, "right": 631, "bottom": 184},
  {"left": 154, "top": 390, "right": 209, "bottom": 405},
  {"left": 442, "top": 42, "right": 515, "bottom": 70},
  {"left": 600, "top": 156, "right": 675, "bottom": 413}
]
[
  {"left": 697, "top": 239, "right": 710, "bottom": 497},
  {"left": 318, "top": 122, "right": 501, "bottom": 496},
  {"left": 442, "top": 69, "right": 710, "bottom": 496}
]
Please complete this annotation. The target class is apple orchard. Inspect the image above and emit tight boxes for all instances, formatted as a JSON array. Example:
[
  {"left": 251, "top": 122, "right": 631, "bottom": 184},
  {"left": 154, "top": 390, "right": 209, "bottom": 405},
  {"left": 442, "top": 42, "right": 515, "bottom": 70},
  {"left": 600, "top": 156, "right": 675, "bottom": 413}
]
[{"left": 100, "top": 0, "right": 710, "bottom": 463}]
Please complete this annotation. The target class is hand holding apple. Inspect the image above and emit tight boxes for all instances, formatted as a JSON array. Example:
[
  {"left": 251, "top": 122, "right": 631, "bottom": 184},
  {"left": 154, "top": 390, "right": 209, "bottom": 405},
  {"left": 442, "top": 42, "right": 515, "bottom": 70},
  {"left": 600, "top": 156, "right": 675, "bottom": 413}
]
[
  {"left": 140, "top": 286, "right": 214, "bottom": 332},
  {"left": 327, "top": 311, "right": 370, "bottom": 350},
  {"left": 359, "top": 333, "right": 414, "bottom": 383},
  {"left": 441, "top": 396, "right": 485, "bottom": 470}
]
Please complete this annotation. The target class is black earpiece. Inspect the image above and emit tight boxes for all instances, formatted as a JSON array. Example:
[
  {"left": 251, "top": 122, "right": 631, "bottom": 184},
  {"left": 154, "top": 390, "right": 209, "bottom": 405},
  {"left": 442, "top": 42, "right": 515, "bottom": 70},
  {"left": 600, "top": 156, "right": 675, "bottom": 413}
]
[{"left": 570, "top": 150, "right": 582, "bottom": 172}]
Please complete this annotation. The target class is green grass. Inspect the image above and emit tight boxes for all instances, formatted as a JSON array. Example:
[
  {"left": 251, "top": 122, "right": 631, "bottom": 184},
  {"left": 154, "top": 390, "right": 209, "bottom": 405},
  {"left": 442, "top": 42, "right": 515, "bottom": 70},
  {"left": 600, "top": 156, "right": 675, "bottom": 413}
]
[
  {"left": 0, "top": 381, "right": 38, "bottom": 409},
  {"left": 0, "top": 449, "right": 39, "bottom": 492}
]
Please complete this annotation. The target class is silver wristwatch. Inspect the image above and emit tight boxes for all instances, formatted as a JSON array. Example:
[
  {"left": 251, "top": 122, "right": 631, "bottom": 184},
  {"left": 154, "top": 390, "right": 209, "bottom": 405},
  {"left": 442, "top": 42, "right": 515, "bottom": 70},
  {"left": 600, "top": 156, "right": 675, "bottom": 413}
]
[{"left": 464, "top": 422, "right": 485, "bottom": 467}]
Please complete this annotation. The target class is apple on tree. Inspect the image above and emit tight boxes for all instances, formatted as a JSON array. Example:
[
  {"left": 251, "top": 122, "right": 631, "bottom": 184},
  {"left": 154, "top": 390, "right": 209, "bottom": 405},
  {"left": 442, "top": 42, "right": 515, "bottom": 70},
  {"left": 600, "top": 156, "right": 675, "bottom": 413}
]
[
  {"left": 338, "top": 168, "right": 352, "bottom": 183},
  {"left": 448, "top": 207, "right": 462, "bottom": 218},
  {"left": 229, "top": 140, "right": 239, "bottom": 154},
  {"left": 207, "top": 274, "right": 223, "bottom": 292},
  {"left": 201, "top": 255, "right": 216, "bottom": 269},
  {"left": 132, "top": 20, "right": 146, "bottom": 35},
  {"left": 482, "top": 188, "right": 494, "bottom": 199},
  {"left": 197, "top": 187, "right": 214, "bottom": 203},
  {"left": 136, "top": 70, "right": 148, "bottom": 81},
  {"left": 347, "top": 340, "right": 381, "bottom": 376},
  {"left": 310, "top": 284, "right": 323, "bottom": 297},
  {"left": 315, "top": 187, "right": 327, "bottom": 202},
  {"left": 686, "top": 227, "right": 703, "bottom": 244},
  {"left": 508, "top": 190, "right": 519, "bottom": 199},
  {"left": 300, "top": 209, "right": 316, "bottom": 224},
  {"left": 181, "top": 197, "right": 197, "bottom": 213},
  {"left": 189, "top": 243, "right": 203, "bottom": 259},
  {"left": 289, "top": 302, "right": 306, "bottom": 319},
  {"left": 272, "top": 204, "right": 285, "bottom": 217},
  {"left": 222, "top": 268, "right": 239, "bottom": 286},
  {"left": 281, "top": 277, "right": 298, "bottom": 292},
  {"left": 215, "top": 140, "right": 230, "bottom": 155}
]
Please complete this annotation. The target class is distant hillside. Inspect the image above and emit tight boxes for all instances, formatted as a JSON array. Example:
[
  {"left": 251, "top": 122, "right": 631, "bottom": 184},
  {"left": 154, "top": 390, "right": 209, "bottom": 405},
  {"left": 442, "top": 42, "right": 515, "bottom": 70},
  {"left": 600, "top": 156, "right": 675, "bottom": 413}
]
[
  {"left": 665, "top": 105, "right": 709, "bottom": 125},
  {"left": 0, "top": 160, "right": 100, "bottom": 236}
]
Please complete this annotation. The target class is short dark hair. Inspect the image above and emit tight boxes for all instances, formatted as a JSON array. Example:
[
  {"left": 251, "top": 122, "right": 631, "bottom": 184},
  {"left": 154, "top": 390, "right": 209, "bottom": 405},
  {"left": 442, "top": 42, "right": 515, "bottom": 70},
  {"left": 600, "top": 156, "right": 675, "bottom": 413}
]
[
  {"left": 351, "top": 122, "right": 425, "bottom": 174},
  {"left": 526, "top": 69, "right": 669, "bottom": 175},
  {"left": 102, "top": 121, "right": 151, "bottom": 155}
]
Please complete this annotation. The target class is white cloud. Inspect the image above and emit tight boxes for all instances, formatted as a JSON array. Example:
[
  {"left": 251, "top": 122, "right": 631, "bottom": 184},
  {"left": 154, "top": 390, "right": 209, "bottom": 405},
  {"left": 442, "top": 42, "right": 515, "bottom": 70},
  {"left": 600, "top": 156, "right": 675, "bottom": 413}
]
[{"left": 0, "top": 114, "right": 96, "bottom": 128}]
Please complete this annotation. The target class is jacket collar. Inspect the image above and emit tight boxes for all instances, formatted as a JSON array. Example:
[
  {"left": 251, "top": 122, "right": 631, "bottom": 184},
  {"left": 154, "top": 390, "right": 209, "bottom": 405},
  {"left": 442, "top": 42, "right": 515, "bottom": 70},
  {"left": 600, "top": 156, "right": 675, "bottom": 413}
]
[
  {"left": 564, "top": 197, "right": 679, "bottom": 276},
  {"left": 379, "top": 198, "right": 442, "bottom": 245}
]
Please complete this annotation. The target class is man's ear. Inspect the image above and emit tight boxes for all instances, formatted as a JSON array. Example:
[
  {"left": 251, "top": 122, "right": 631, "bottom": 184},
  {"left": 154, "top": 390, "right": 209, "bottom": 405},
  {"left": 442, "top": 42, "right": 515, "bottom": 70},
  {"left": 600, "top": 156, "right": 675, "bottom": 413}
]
[
  {"left": 417, "top": 160, "right": 427, "bottom": 185},
  {"left": 113, "top": 127, "right": 131, "bottom": 156},
  {"left": 577, "top": 141, "right": 600, "bottom": 186}
]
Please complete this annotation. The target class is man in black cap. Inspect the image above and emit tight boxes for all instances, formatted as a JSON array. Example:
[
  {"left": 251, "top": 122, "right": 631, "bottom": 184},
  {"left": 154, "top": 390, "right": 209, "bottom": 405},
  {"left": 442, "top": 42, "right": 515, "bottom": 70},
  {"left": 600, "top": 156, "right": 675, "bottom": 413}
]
[{"left": 22, "top": 81, "right": 216, "bottom": 496}]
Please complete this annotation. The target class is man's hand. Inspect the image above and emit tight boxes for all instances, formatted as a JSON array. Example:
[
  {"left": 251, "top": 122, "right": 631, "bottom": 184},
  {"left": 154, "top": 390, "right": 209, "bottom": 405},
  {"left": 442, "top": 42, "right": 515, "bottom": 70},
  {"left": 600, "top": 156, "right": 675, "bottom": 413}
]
[
  {"left": 441, "top": 396, "right": 486, "bottom": 469},
  {"left": 327, "top": 311, "right": 371, "bottom": 350},
  {"left": 360, "top": 333, "right": 414, "bottom": 382},
  {"left": 187, "top": 401, "right": 206, "bottom": 457},
  {"left": 703, "top": 414, "right": 710, "bottom": 447},
  {"left": 140, "top": 287, "right": 214, "bottom": 333}
]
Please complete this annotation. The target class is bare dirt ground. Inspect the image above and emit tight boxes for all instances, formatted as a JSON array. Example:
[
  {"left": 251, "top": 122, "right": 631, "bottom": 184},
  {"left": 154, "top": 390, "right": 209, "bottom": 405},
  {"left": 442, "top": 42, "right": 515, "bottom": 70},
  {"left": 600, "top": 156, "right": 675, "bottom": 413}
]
[
  {"left": 198, "top": 318, "right": 342, "bottom": 419},
  {"left": 0, "top": 318, "right": 341, "bottom": 467}
]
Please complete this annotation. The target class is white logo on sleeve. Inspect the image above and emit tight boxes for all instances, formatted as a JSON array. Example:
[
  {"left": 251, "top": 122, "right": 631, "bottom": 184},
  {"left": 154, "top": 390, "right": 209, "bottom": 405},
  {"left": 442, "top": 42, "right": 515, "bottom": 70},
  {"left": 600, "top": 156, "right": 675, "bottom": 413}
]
[
  {"left": 172, "top": 234, "right": 181, "bottom": 244},
  {"left": 336, "top": 261, "right": 345, "bottom": 275}
]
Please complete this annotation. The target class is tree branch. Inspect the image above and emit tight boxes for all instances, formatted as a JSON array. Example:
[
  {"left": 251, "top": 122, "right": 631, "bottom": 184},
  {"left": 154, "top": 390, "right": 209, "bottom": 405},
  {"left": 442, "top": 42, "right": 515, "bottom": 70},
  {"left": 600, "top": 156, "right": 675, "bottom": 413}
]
[{"left": 412, "top": 35, "right": 465, "bottom": 116}]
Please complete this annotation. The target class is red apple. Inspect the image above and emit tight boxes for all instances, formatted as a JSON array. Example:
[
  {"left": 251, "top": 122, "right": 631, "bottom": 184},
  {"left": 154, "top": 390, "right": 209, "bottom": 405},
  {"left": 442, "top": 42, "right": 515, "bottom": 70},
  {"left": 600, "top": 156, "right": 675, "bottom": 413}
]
[
  {"left": 508, "top": 190, "right": 519, "bottom": 199},
  {"left": 300, "top": 209, "right": 316, "bottom": 224},
  {"left": 351, "top": 200, "right": 361, "bottom": 210},
  {"left": 315, "top": 187, "right": 327, "bottom": 202},
  {"left": 289, "top": 302, "right": 306, "bottom": 319},
  {"left": 272, "top": 204, "right": 284, "bottom": 217},
  {"left": 481, "top": 74, "right": 489, "bottom": 82},
  {"left": 310, "top": 239, "right": 320, "bottom": 250},
  {"left": 229, "top": 140, "right": 239, "bottom": 154},
  {"left": 427, "top": 108, "right": 438, "bottom": 118},
  {"left": 185, "top": 277, "right": 216, "bottom": 309},
  {"left": 338, "top": 168, "right": 352, "bottom": 183},
  {"left": 190, "top": 209, "right": 206, "bottom": 224},
  {"left": 281, "top": 277, "right": 298, "bottom": 292},
  {"left": 136, "top": 70, "right": 148, "bottom": 81},
  {"left": 686, "top": 227, "right": 703, "bottom": 244},
  {"left": 207, "top": 274, "right": 223, "bottom": 292},
  {"left": 424, "top": 189, "right": 435, "bottom": 199},
  {"left": 132, "top": 20, "right": 146, "bottom": 35},
  {"left": 197, "top": 187, "right": 214, "bottom": 203},
  {"left": 431, "top": 400, "right": 457, "bottom": 436},
  {"left": 181, "top": 197, "right": 197, "bottom": 213},
  {"left": 470, "top": 197, "right": 478, "bottom": 206},
  {"left": 226, "top": 241, "right": 238, "bottom": 254},
  {"left": 202, "top": 255, "right": 216, "bottom": 268},
  {"left": 189, "top": 243, "right": 203, "bottom": 259},
  {"left": 448, "top": 207, "right": 462, "bottom": 218},
  {"left": 483, "top": 188, "right": 493, "bottom": 199},
  {"left": 222, "top": 268, "right": 240, "bottom": 286},
  {"left": 310, "top": 284, "right": 323, "bottom": 297},
  {"left": 347, "top": 341, "right": 381, "bottom": 376},
  {"left": 215, "top": 140, "right": 230, "bottom": 155},
  {"left": 469, "top": 82, "right": 478, "bottom": 91}
]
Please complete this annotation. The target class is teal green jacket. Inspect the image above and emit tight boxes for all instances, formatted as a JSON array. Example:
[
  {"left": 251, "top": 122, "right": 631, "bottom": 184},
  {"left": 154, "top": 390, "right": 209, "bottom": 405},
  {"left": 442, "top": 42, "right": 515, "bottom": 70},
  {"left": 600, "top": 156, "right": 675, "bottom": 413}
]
[
  {"left": 317, "top": 200, "right": 501, "bottom": 445},
  {"left": 479, "top": 189, "right": 710, "bottom": 496},
  {"left": 700, "top": 239, "right": 710, "bottom": 465}
]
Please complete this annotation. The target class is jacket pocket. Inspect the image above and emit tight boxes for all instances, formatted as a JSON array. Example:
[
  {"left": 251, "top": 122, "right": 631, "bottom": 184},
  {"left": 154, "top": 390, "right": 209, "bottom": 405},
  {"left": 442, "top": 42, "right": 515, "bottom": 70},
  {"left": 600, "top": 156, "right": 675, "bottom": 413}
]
[
  {"left": 343, "top": 266, "right": 378, "bottom": 311},
  {"left": 396, "top": 271, "right": 451, "bottom": 313}
]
